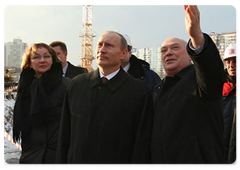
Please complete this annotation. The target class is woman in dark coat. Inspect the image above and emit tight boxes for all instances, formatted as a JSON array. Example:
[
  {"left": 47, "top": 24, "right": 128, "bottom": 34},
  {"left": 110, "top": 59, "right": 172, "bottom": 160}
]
[{"left": 13, "top": 43, "right": 71, "bottom": 163}]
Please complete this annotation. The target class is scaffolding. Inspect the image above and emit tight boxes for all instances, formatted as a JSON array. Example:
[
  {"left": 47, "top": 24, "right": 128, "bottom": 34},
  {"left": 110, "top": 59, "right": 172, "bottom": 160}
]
[{"left": 79, "top": 5, "right": 96, "bottom": 72}]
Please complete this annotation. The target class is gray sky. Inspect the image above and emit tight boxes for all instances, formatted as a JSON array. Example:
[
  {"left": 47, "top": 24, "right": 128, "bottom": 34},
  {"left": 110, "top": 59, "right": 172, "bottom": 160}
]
[{"left": 3, "top": 3, "right": 237, "bottom": 69}]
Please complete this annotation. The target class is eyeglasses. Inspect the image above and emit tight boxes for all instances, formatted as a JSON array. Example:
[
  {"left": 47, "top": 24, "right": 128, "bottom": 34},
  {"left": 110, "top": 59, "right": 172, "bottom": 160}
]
[{"left": 31, "top": 55, "right": 52, "bottom": 61}]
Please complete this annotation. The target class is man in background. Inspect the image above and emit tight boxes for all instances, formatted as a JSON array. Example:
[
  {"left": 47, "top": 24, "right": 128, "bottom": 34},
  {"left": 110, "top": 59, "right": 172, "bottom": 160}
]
[
  {"left": 117, "top": 31, "right": 161, "bottom": 94},
  {"left": 222, "top": 43, "right": 236, "bottom": 163},
  {"left": 50, "top": 41, "right": 88, "bottom": 78}
]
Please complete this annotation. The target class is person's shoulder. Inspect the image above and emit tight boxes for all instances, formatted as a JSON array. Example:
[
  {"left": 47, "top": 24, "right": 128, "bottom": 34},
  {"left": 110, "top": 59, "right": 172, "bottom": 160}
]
[
  {"left": 61, "top": 76, "right": 71, "bottom": 85},
  {"left": 127, "top": 74, "right": 151, "bottom": 91},
  {"left": 74, "top": 65, "right": 88, "bottom": 72},
  {"left": 145, "top": 69, "right": 161, "bottom": 78},
  {"left": 66, "top": 72, "right": 90, "bottom": 92},
  {"left": 72, "top": 71, "right": 90, "bottom": 82},
  {"left": 68, "top": 62, "right": 88, "bottom": 73}
]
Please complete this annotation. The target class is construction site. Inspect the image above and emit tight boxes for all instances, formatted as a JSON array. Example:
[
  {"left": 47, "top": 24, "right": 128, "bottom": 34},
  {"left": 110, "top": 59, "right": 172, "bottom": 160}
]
[
  {"left": 4, "top": 5, "right": 95, "bottom": 90},
  {"left": 4, "top": 5, "right": 96, "bottom": 164}
]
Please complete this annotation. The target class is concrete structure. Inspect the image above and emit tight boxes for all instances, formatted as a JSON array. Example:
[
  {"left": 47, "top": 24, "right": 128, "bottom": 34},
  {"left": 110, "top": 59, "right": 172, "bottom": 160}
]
[
  {"left": 4, "top": 38, "right": 27, "bottom": 68},
  {"left": 134, "top": 47, "right": 165, "bottom": 78}
]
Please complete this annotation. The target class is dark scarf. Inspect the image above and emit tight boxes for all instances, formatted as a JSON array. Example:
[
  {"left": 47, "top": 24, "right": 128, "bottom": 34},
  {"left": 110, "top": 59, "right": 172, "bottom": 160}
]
[{"left": 13, "top": 62, "right": 63, "bottom": 142}]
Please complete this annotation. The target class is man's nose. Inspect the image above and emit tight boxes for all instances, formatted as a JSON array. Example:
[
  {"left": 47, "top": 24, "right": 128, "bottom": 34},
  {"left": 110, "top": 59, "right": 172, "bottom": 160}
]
[
  {"left": 98, "top": 45, "right": 106, "bottom": 53},
  {"left": 165, "top": 48, "right": 173, "bottom": 56}
]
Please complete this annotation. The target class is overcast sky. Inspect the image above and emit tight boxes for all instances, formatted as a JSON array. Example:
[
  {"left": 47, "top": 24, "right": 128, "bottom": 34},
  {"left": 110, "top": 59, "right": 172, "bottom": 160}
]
[{"left": 2, "top": 2, "right": 237, "bottom": 69}]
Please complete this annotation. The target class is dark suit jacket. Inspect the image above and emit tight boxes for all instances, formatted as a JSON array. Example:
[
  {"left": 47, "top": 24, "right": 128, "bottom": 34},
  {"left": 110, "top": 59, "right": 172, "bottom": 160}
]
[
  {"left": 56, "top": 67, "right": 153, "bottom": 163},
  {"left": 65, "top": 62, "right": 88, "bottom": 79},
  {"left": 151, "top": 34, "right": 225, "bottom": 163}
]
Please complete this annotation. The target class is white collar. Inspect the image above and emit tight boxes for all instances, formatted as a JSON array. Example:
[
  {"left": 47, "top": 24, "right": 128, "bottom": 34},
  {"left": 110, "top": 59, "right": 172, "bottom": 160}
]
[
  {"left": 62, "top": 62, "right": 69, "bottom": 77},
  {"left": 99, "top": 68, "right": 120, "bottom": 80},
  {"left": 123, "top": 63, "right": 130, "bottom": 73}
]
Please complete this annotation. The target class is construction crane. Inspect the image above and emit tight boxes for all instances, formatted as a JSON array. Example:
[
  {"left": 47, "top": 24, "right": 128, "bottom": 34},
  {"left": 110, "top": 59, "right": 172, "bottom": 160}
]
[{"left": 79, "top": 5, "right": 96, "bottom": 72}]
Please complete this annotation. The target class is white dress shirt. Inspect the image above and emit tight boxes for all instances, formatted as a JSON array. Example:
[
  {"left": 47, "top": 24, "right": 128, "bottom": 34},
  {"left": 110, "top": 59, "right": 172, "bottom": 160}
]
[{"left": 99, "top": 68, "right": 120, "bottom": 80}]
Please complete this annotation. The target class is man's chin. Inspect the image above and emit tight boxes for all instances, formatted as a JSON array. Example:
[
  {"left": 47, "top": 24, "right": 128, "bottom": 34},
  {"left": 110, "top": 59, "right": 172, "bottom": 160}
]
[{"left": 230, "top": 73, "right": 236, "bottom": 77}]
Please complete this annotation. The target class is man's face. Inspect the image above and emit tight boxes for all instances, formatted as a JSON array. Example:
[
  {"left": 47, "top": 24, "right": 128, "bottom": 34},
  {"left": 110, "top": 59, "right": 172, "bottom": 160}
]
[
  {"left": 52, "top": 46, "right": 67, "bottom": 67},
  {"left": 225, "top": 57, "right": 236, "bottom": 77},
  {"left": 96, "top": 32, "right": 127, "bottom": 70},
  {"left": 160, "top": 38, "right": 191, "bottom": 77}
]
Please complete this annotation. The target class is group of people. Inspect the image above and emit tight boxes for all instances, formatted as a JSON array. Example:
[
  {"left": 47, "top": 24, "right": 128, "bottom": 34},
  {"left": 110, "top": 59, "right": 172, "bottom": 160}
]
[{"left": 12, "top": 5, "right": 236, "bottom": 164}]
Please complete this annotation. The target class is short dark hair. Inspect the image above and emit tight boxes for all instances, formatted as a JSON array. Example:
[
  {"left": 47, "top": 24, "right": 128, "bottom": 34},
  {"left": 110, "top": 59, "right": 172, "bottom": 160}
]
[
  {"left": 49, "top": 41, "right": 68, "bottom": 53},
  {"left": 127, "top": 45, "right": 132, "bottom": 52},
  {"left": 105, "top": 31, "right": 127, "bottom": 50}
]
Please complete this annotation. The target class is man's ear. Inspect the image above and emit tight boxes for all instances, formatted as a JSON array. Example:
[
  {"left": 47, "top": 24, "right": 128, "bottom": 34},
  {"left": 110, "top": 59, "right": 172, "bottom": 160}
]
[
  {"left": 129, "top": 50, "right": 132, "bottom": 59},
  {"left": 121, "top": 49, "right": 128, "bottom": 60}
]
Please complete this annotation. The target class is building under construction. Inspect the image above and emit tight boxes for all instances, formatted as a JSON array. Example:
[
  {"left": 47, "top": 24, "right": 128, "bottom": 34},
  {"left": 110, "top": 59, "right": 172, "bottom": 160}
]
[{"left": 79, "top": 5, "right": 96, "bottom": 72}]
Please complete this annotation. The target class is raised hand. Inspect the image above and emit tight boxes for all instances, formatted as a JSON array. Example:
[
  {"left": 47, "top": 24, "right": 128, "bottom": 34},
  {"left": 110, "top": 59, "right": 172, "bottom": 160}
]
[{"left": 184, "top": 5, "right": 204, "bottom": 48}]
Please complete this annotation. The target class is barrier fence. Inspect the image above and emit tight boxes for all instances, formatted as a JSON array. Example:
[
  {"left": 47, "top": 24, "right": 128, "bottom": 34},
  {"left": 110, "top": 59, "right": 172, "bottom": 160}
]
[{"left": 4, "top": 130, "right": 21, "bottom": 150}]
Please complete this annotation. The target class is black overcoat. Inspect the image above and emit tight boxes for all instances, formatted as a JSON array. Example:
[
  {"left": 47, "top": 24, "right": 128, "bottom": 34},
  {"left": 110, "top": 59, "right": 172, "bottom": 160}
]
[
  {"left": 56, "top": 67, "right": 153, "bottom": 163},
  {"left": 13, "top": 62, "right": 71, "bottom": 163},
  {"left": 127, "top": 54, "right": 161, "bottom": 94},
  {"left": 151, "top": 34, "right": 225, "bottom": 163},
  {"left": 65, "top": 61, "right": 88, "bottom": 79}
]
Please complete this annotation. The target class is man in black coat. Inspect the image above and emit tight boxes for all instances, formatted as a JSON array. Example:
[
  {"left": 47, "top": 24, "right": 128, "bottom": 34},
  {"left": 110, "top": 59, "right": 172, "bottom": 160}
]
[
  {"left": 222, "top": 43, "right": 236, "bottom": 163},
  {"left": 117, "top": 31, "right": 161, "bottom": 94},
  {"left": 151, "top": 5, "right": 225, "bottom": 163},
  {"left": 56, "top": 31, "right": 153, "bottom": 163},
  {"left": 50, "top": 41, "right": 88, "bottom": 79}
]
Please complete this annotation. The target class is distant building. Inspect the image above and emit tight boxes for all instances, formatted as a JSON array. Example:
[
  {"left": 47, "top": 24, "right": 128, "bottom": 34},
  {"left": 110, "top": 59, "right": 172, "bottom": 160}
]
[
  {"left": 209, "top": 32, "right": 236, "bottom": 59},
  {"left": 136, "top": 47, "right": 151, "bottom": 65},
  {"left": 134, "top": 47, "right": 165, "bottom": 78},
  {"left": 149, "top": 47, "right": 165, "bottom": 78},
  {"left": 4, "top": 38, "right": 28, "bottom": 68}
]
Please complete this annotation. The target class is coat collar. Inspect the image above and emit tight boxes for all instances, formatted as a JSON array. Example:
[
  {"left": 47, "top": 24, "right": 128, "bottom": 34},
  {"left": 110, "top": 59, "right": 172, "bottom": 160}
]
[
  {"left": 90, "top": 67, "right": 129, "bottom": 92},
  {"left": 173, "top": 64, "right": 194, "bottom": 79},
  {"left": 159, "top": 64, "right": 194, "bottom": 87},
  {"left": 90, "top": 68, "right": 102, "bottom": 88},
  {"left": 18, "top": 62, "right": 63, "bottom": 92},
  {"left": 128, "top": 55, "right": 145, "bottom": 79}
]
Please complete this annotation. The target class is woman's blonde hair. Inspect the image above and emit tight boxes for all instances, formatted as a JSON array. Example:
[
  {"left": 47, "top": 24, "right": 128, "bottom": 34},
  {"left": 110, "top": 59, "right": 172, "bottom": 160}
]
[{"left": 21, "top": 43, "right": 61, "bottom": 71}]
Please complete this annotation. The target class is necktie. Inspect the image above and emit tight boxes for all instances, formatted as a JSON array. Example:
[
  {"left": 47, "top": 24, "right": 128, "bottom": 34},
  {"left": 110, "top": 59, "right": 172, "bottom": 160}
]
[{"left": 102, "top": 77, "right": 108, "bottom": 83}]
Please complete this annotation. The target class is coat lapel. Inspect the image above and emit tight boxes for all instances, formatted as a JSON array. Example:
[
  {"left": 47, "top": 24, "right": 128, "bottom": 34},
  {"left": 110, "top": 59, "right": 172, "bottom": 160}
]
[
  {"left": 90, "top": 68, "right": 101, "bottom": 88},
  {"left": 105, "top": 67, "right": 128, "bottom": 92}
]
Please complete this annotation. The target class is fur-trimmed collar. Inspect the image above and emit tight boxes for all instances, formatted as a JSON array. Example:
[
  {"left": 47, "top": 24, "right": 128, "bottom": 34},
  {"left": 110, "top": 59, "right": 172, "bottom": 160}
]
[
  {"left": 128, "top": 55, "right": 145, "bottom": 79},
  {"left": 18, "top": 62, "right": 63, "bottom": 93}
]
